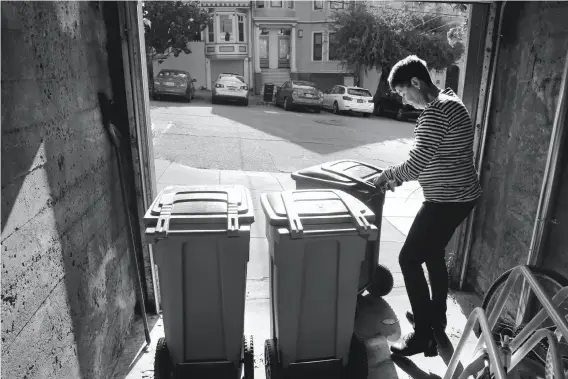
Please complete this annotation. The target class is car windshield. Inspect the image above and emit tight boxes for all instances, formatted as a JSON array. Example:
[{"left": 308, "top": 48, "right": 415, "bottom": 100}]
[
  {"left": 348, "top": 88, "right": 372, "bottom": 97},
  {"left": 158, "top": 71, "right": 188, "bottom": 79},
  {"left": 292, "top": 81, "right": 317, "bottom": 89},
  {"left": 219, "top": 77, "right": 245, "bottom": 86},
  {"left": 219, "top": 74, "right": 245, "bottom": 83}
]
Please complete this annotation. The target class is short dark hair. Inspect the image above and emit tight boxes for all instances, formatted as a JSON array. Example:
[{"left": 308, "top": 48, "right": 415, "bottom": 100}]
[{"left": 387, "top": 55, "right": 433, "bottom": 91}]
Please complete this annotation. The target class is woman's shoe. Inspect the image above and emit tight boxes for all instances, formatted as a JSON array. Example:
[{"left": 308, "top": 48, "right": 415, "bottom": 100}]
[{"left": 390, "top": 332, "right": 438, "bottom": 357}]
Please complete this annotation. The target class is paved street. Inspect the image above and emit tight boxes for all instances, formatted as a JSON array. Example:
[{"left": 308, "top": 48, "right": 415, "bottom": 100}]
[{"left": 150, "top": 93, "right": 416, "bottom": 173}]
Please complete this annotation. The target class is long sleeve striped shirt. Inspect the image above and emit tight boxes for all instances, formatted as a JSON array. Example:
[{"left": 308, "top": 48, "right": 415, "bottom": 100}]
[{"left": 383, "top": 88, "right": 482, "bottom": 203}]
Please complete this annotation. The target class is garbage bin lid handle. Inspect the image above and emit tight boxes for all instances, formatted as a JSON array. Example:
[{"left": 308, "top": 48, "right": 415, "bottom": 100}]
[
  {"left": 334, "top": 190, "right": 372, "bottom": 235},
  {"left": 281, "top": 192, "right": 304, "bottom": 239},
  {"left": 227, "top": 190, "right": 240, "bottom": 237},
  {"left": 321, "top": 161, "right": 380, "bottom": 191}
]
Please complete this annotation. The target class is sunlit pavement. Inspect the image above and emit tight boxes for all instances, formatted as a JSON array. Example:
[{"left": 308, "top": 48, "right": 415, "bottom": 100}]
[{"left": 149, "top": 93, "right": 416, "bottom": 173}]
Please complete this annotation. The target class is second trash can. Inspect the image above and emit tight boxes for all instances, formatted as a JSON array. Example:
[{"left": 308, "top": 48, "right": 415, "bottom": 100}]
[
  {"left": 261, "top": 189, "right": 379, "bottom": 379},
  {"left": 291, "top": 159, "right": 394, "bottom": 297},
  {"left": 144, "top": 185, "right": 255, "bottom": 379}
]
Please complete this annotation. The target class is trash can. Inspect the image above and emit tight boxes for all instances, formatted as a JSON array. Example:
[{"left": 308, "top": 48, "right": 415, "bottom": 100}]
[
  {"left": 263, "top": 83, "right": 275, "bottom": 103},
  {"left": 261, "top": 189, "right": 379, "bottom": 379},
  {"left": 291, "top": 159, "right": 394, "bottom": 298},
  {"left": 144, "top": 185, "right": 255, "bottom": 379}
]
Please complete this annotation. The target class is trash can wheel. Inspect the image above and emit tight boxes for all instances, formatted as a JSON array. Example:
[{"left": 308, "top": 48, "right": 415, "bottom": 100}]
[
  {"left": 367, "top": 264, "right": 394, "bottom": 297},
  {"left": 243, "top": 335, "right": 254, "bottom": 379},
  {"left": 264, "top": 339, "right": 282, "bottom": 379},
  {"left": 154, "top": 337, "right": 173, "bottom": 379}
]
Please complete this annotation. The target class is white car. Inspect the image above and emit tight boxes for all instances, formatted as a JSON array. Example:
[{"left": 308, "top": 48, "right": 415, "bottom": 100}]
[
  {"left": 212, "top": 74, "right": 249, "bottom": 106},
  {"left": 322, "top": 85, "right": 374, "bottom": 117}
]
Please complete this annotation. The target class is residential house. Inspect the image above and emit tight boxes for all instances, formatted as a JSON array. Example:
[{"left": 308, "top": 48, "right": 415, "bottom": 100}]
[
  {"left": 201, "top": 1, "right": 253, "bottom": 89},
  {"left": 252, "top": 0, "right": 354, "bottom": 94}
]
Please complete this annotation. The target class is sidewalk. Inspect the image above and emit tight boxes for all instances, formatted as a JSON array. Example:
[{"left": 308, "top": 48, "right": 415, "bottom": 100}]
[{"left": 111, "top": 159, "right": 481, "bottom": 379}]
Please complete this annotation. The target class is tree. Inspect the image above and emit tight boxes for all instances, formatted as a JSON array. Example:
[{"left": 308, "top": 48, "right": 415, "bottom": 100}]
[
  {"left": 328, "top": 1, "right": 465, "bottom": 80},
  {"left": 142, "top": 1, "right": 211, "bottom": 90}
]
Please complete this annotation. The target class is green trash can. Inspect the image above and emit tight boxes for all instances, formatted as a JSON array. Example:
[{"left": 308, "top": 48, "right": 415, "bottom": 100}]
[
  {"left": 261, "top": 189, "right": 379, "bottom": 379},
  {"left": 291, "top": 159, "right": 395, "bottom": 297},
  {"left": 144, "top": 185, "right": 255, "bottom": 379}
]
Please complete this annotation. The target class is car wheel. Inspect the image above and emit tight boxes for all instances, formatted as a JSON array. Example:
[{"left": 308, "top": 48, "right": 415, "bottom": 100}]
[
  {"left": 284, "top": 97, "right": 291, "bottom": 111},
  {"left": 243, "top": 98, "right": 249, "bottom": 106},
  {"left": 314, "top": 107, "right": 321, "bottom": 114},
  {"left": 333, "top": 101, "right": 340, "bottom": 115},
  {"left": 212, "top": 96, "right": 217, "bottom": 105},
  {"left": 363, "top": 113, "right": 371, "bottom": 118},
  {"left": 152, "top": 93, "right": 159, "bottom": 101},
  {"left": 396, "top": 108, "right": 406, "bottom": 121}
]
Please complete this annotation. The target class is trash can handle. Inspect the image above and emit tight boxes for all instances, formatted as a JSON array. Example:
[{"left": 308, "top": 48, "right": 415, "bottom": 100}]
[
  {"left": 281, "top": 192, "right": 304, "bottom": 239},
  {"left": 227, "top": 191, "right": 240, "bottom": 237},
  {"left": 334, "top": 190, "right": 372, "bottom": 235},
  {"left": 320, "top": 162, "right": 380, "bottom": 191}
]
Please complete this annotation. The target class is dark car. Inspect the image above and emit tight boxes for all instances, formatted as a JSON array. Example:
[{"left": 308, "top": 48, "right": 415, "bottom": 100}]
[
  {"left": 274, "top": 80, "right": 323, "bottom": 113},
  {"left": 374, "top": 91, "right": 422, "bottom": 121},
  {"left": 152, "top": 69, "right": 196, "bottom": 102}
]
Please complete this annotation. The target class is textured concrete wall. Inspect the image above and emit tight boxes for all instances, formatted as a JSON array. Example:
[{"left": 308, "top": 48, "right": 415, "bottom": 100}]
[
  {"left": 1, "top": 2, "right": 137, "bottom": 378},
  {"left": 465, "top": 2, "right": 568, "bottom": 293}
]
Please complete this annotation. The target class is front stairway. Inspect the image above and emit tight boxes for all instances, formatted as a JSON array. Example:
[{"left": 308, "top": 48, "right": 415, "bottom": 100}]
[{"left": 261, "top": 68, "right": 291, "bottom": 87}]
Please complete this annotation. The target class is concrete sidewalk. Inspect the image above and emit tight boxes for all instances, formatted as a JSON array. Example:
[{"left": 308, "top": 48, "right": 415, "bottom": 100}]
[{"left": 111, "top": 159, "right": 481, "bottom": 379}]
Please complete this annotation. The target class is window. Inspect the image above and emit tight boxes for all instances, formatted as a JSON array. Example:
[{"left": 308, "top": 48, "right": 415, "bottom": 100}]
[
  {"left": 348, "top": 88, "right": 372, "bottom": 97},
  {"left": 256, "top": 1, "right": 265, "bottom": 8},
  {"left": 313, "top": 0, "right": 324, "bottom": 10},
  {"left": 287, "top": 0, "right": 294, "bottom": 8},
  {"left": 337, "top": 87, "right": 345, "bottom": 95},
  {"left": 238, "top": 15, "right": 245, "bottom": 42},
  {"left": 270, "top": 1, "right": 282, "bottom": 7},
  {"left": 219, "top": 14, "right": 232, "bottom": 41},
  {"left": 330, "top": 1, "right": 344, "bottom": 9},
  {"left": 328, "top": 32, "right": 339, "bottom": 61},
  {"left": 313, "top": 32, "right": 323, "bottom": 61},
  {"left": 207, "top": 19, "right": 214, "bottom": 42}
]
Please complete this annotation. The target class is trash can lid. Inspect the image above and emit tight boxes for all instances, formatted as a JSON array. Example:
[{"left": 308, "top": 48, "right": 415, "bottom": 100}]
[
  {"left": 261, "top": 189, "right": 376, "bottom": 239},
  {"left": 144, "top": 185, "right": 254, "bottom": 238},
  {"left": 292, "top": 160, "right": 383, "bottom": 189}
]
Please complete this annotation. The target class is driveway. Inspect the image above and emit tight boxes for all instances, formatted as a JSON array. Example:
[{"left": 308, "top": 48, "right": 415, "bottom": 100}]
[{"left": 150, "top": 94, "right": 416, "bottom": 173}]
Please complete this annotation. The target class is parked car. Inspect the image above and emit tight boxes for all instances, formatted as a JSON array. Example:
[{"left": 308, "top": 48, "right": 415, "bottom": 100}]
[
  {"left": 152, "top": 69, "right": 196, "bottom": 102},
  {"left": 374, "top": 91, "right": 422, "bottom": 121},
  {"left": 212, "top": 74, "right": 249, "bottom": 106},
  {"left": 274, "top": 80, "right": 323, "bottom": 113},
  {"left": 217, "top": 72, "right": 244, "bottom": 81},
  {"left": 322, "top": 85, "right": 374, "bottom": 117}
]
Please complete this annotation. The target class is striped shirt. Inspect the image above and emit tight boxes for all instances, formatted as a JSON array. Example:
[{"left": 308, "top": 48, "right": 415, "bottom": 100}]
[{"left": 383, "top": 88, "right": 482, "bottom": 203}]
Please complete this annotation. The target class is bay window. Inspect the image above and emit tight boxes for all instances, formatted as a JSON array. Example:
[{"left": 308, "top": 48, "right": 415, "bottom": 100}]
[
  {"left": 238, "top": 15, "right": 245, "bottom": 42},
  {"left": 219, "top": 14, "right": 232, "bottom": 41},
  {"left": 207, "top": 19, "right": 214, "bottom": 43}
]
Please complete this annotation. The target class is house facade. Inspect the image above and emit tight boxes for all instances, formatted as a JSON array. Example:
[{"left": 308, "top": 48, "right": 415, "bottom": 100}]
[
  {"left": 252, "top": 0, "right": 354, "bottom": 93},
  {"left": 199, "top": 0, "right": 354, "bottom": 94},
  {"left": 200, "top": 2, "right": 254, "bottom": 90}
]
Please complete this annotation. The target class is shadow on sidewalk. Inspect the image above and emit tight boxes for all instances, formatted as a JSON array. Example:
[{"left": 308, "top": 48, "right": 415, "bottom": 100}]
[{"left": 391, "top": 332, "right": 465, "bottom": 379}]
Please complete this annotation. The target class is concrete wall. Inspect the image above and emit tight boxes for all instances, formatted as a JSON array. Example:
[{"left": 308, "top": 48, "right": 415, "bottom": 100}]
[
  {"left": 463, "top": 2, "right": 568, "bottom": 293},
  {"left": 153, "top": 42, "right": 207, "bottom": 89},
  {"left": 2, "top": 2, "right": 137, "bottom": 378}
]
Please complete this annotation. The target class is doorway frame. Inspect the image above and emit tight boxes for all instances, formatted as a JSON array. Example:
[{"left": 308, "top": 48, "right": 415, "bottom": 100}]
[{"left": 117, "top": 1, "right": 160, "bottom": 313}]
